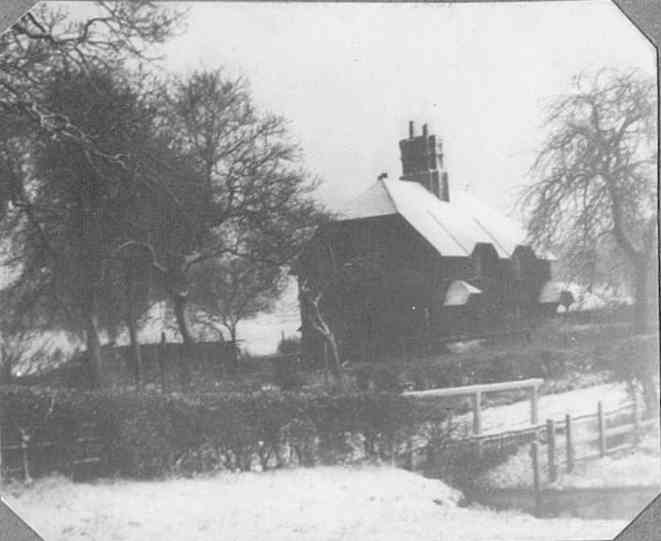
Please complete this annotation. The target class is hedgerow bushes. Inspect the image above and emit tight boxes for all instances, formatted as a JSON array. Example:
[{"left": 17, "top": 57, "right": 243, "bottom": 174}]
[{"left": 0, "top": 385, "right": 448, "bottom": 481}]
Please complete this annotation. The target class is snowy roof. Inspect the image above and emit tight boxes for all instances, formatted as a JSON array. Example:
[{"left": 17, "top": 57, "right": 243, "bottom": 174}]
[
  {"left": 337, "top": 178, "right": 529, "bottom": 258},
  {"left": 444, "top": 280, "right": 483, "bottom": 306}
]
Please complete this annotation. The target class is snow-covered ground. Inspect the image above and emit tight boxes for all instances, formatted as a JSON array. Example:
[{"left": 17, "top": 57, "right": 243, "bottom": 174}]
[
  {"left": 481, "top": 432, "right": 661, "bottom": 491},
  {"left": 457, "top": 382, "right": 631, "bottom": 436},
  {"left": 549, "top": 432, "right": 661, "bottom": 490},
  {"left": 446, "top": 380, "right": 660, "bottom": 493},
  {"left": 3, "top": 467, "right": 625, "bottom": 541}
]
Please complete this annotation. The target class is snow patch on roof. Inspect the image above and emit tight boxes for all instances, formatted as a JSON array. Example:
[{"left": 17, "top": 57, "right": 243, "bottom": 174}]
[
  {"left": 337, "top": 179, "right": 529, "bottom": 258},
  {"left": 338, "top": 181, "right": 396, "bottom": 220},
  {"left": 444, "top": 280, "right": 483, "bottom": 306}
]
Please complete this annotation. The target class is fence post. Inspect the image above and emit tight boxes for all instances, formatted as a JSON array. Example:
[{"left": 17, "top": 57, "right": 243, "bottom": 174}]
[
  {"left": 406, "top": 436, "right": 414, "bottom": 470},
  {"left": 472, "top": 391, "right": 482, "bottom": 436},
  {"left": 20, "top": 432, "right": 31, "bottom": 484},
  {"left": 530, "top": 385, "right": 539, "bottom": 425},
  {"left": 598, "top": 401, "right": 606, "bottom": 457},
  {"left": 565, "top": 414, "right": 574, "bottom": 473},
  {"left": 531, "top": 441, "right": 542, "bottom": 517},
  {"left": 158, "top": 332, "right": 167, "bottom": 391},
  {"left": 546, "top": 419, "right": 557, "bottom": 482},
  {"left": 473, "top": 391, "right": 483, "bottom": 459}
]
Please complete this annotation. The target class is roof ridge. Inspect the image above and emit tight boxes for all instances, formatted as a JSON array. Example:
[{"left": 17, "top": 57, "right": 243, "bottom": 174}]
[{"left": 380, "top": 178, "right": 400, "bottom": 214}]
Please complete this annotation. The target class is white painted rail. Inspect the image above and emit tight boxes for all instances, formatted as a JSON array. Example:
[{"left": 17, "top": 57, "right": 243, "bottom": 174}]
[{"left": 403, "top": 378, "right": 544, "bottom": 435}]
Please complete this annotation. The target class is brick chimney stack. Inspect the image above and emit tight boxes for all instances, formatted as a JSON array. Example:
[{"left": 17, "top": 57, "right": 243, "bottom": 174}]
[{"left": 398, "top": 121, "right": 450, "bottom": 201}]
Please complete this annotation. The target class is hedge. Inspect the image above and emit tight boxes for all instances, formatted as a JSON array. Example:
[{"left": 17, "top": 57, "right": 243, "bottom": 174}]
[{"left": 0, "top": 386, "right": 449, "bottom": 481}]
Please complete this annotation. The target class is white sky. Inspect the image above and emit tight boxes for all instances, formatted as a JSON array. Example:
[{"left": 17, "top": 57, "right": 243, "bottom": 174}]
[
  {"left": 50, "top": 0, "right": 656, "bottom": 218},
  {"left": 146, "top": 0, "right": 656, "bottom": 219}
]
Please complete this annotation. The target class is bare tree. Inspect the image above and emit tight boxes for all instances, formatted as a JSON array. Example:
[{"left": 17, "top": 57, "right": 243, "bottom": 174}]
[
  {"left": 299, "top": 278, "right": 342, "bottom": 377},
  {"left": 522, "top": 68, "right": 657, "bottom": 333},
  {"left": 158, "top": 69, "right": 323, "bottom": 353},
  {"left": 299, "top": 251, "right": 383, "bottom": 377},
  {"left": 190, "top": 257, "right": 287, "bottom": 344},
  {"left": 0, "top": 3, "right": 186, "bottom": 387},
  {"left": 0, "top": 2, "right": 184, "bottom": 172},
  {"left": 0, "top": 65, "right": 188, "bottom": 387}
]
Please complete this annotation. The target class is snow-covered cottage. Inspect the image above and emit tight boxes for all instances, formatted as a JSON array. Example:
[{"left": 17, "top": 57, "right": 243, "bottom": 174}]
[{"left": 295, "top": 122, "right": 564, "bottom": 363}]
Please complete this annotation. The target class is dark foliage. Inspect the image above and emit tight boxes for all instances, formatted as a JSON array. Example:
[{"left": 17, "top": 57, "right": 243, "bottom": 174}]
[{"left": 0, "top": 386, "right": 447, "bottom": 481}]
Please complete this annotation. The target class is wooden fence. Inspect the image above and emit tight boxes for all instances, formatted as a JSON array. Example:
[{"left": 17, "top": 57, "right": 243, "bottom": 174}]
[
  {"left": 403, "top": 378, "right": 543, "bottom": 437},
  {"left": 0, "top": 420, "right": 104, "bottom": 483},
  {"left": 403, "top": 389, "right": 659, "bottom": 516},
  {"left": 532, "top": 400, "right": 658, "bottom": 481}
]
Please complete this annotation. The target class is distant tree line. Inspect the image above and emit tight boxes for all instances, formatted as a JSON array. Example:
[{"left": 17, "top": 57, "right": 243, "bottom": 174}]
[{"left": 0, "top": 2, "right": 326, "bottom": 387}]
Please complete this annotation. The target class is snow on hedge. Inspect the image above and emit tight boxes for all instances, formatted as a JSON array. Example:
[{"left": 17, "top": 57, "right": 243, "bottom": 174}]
[{"left": 4, "top": 466, "right": 624, "bottom": 541}]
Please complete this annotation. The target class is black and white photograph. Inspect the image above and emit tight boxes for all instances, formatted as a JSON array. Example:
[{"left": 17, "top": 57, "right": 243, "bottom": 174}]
[{"left": 0, "top": 1, "right": 658, "bottom": 540}]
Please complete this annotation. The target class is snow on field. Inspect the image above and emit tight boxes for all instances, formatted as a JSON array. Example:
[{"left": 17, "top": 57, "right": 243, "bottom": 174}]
[
  {"left": 458, "top": 381, "right": 659, "bottom": 491},
  {"left": 550, "top": 432, "right": 661, "bottom": 490},
  {"left": 481, "top": 435, "right": 661, "bottom": 491},
  {"left": 4, "top": 466, "right": 624, "bottom": 541},
  {"left": 458, "top": 382, "right": 631, "bottom": 436}
]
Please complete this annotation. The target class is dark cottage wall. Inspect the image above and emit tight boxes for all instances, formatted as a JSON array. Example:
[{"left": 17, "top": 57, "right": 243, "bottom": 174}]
[
  {"left": 296, "top": 213, "right": 552, "bottom": 364},
  {"left": 297, "top": 216, "right": 558, "bottom": 364},
  {"left": 297, "top": 214, "right": 437, "bottom": 363}
]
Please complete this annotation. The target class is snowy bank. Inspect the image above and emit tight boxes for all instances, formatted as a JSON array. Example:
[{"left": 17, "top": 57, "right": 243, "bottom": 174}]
[{"left": 4, "top": 466, "right": 625, "bottom": 541}]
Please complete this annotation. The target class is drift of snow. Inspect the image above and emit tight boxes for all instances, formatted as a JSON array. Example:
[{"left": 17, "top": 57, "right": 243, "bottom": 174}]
[{"left": 3, "top": 466, "right": 625, "bottom": 541}]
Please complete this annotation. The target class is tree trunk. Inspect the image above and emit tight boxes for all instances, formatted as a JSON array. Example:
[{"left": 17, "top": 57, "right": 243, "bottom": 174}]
[
  {"left": 173, "top": 292, "right": 193, "bottom": 346},
  {"left": 323, "top": 332, "right": 341, "bottom": 377},
  {"left": 126, "top": 266, "right": 143, "bottom": 386},
  {"left": 173, "top": 293, "right": 192, "bottom": 386},
  {"left": 84, "top": 295, "right": 104, "bottom": 389},
  {"left": 632, "top": 258, "right": 650, "bottom": 334},
  {"left": 228, "top": 325, "right": 239, "bottom": 375},
  {"left": 299, "top": 287, "right": 342, "bottom": 377},
  {"left": 80, "top": 187, "right": 105, "bottom": 388}
]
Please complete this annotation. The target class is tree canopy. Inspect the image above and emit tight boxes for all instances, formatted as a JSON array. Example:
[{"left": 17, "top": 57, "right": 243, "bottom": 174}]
[
  {"left": 522, "top": 68, "right": 657, "bottom": 332},
  {"left": 0, "top": 4, "right": 327, "bottom": 386}
]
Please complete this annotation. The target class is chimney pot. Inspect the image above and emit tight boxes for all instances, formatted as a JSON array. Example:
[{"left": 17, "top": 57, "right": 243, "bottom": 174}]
[
  {"left": 422, "top": 123, "right": 428, "bottom": 137},
  {"left": 409, "top": 121, "right": 415, "bottom": 138}
]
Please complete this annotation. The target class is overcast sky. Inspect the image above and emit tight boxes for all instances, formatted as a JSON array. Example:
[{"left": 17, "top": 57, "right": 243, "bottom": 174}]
[
  {"left": 51, "top": 1, "right": 656, "bottom": 219},
  {"left": 143, "top": 0, "right": 655, "bottom": 220}
]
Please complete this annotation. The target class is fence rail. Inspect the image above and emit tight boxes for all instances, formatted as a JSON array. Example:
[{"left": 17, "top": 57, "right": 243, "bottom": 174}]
[
  {"left": 404, "top": 378, "right": 543, "bottom": 437},
  {"left": 0, "top": 424, "right": 104, "bottom": 482}
]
